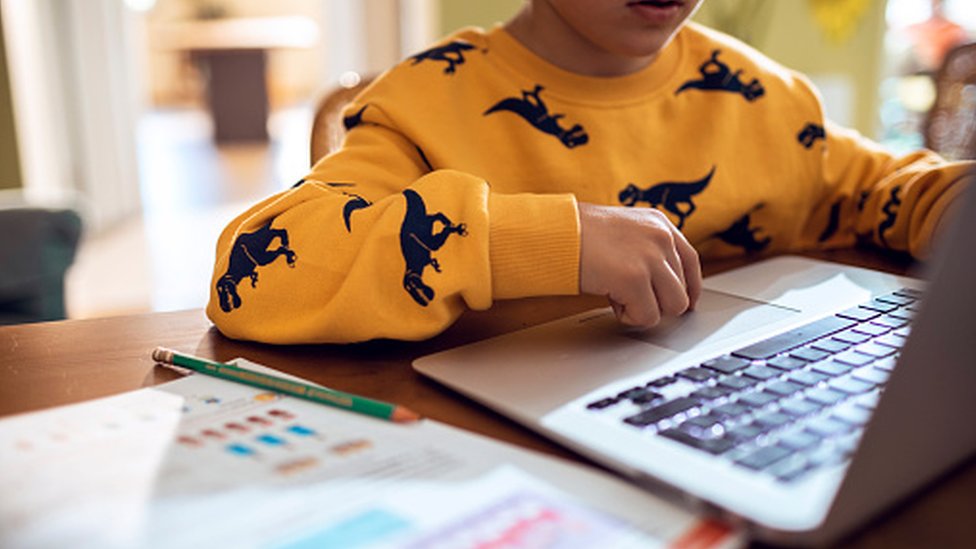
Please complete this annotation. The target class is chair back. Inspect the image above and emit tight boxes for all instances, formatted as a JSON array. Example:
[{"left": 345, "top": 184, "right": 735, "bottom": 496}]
[
  {"left": 924, "top": 42, "right": 976, "bottom": 160},
  {"left": 310, "top": 74, "right": 374, "bottom": 166}
]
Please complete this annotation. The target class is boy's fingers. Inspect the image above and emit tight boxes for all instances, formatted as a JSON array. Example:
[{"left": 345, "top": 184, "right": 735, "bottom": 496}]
[
  {"left": 614, "top": 279, "right": 660, "bottom": 328},
  {"left": 673, "top": 233, "right": 702, "bottom": 308},
  {"left": 653, "top": 263, "right": 690, "bottom": 317},
  {"left": 662, "top": 240, "right": 687, "bottom": 291}
]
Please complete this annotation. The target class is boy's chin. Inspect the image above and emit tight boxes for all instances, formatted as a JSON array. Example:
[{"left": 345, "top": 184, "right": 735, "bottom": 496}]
[{"left": 615, "top": 33, "right": 678, "bottom": 59}]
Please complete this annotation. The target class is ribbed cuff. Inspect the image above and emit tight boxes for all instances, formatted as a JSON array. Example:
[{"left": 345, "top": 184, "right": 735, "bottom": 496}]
[{"left": 488, "top": 192, "right": 580, "bottom": 299}]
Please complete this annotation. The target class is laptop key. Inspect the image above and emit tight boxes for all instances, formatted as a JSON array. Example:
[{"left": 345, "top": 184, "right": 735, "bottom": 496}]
[
  {"left": 806, "top": 388, "right": 848, "bottom": 406},
  {"left": 811, "top": 339, "right": 849, "bottom": 354},
  {"left": 805, "top": 446, "right": 847, "bottom": 469},
  {"left": 851, "top": 323, "right": 889, "bottom": 337},
  {"left": 893, "top": 326, "right": 912, "bottom": 337},
  {"left": 736, "top": 445, "right": 793, "bottom": 470},
  {"left": 833, "top": 350, "right": 875, "bottom": 367},
  {"left": 859, "top": 299, "right": 900, "bottom": 313},
  {"left": 676, "top": 367, "right": 717, "bottom": 383},
  {"left": 712, "top": 402, "right": 751, "bottom": 420},
  {"left": 586, "top": 397, "right": 619, "bottom": 410},
  {"left": 754, "top": 411, "right": 792, "bottom": 429},
  {"left": 701, "top": 356, "right": 750, "bottom": 374},
  {"left": 836, "top": 307, "right": 880, "bottom": 322},
  {"left": 853, "top": 366, "right": 889, "bottom": 385},
  {"left": 659, "top": 429, "right": 735, "bottom": 455},
  {"left": 623, "top": 397, "right": 700, "bottom": 427},
  {"left": 876, "top": 293, "right": 915, "bottom": 306},
  {"left": 832, "top": 329, "right": 872, "bottom": 345},
  {"left": 717, "top": 375, "right": 757, "bottom": 391},
  {"left": 691, "top": 386, "right": 733, "bottom": 401},
  {"left": 874, "top": 333, "right": 907, "bottom": 349},
  {"left": 888, "top": 308, "right": 914, "bottom": 321},
  {"left": 632, "top": 390, "right": 664, "bottom": 405},
  {"left": 737, "top": 391, "right": 779, "bottom": 408},
  {"left": 834, "top": 432, "right": 862, "bottom": 456},
  {"left": 874, "top": 356, "right": 898, "bottom": 371},
  {"left": 769, "top": 454, "right": 810, "bottom": 482},
  {"left": 830, "top": 377, "right": 874, "bottom": 395},
  {"left": 727, "top": 422, "right": 764, "bottom": 443},
  {"left": 893, "top": 287, "right": 924, "bottom": 299},
  {"left": 790, "top": 347, "right": 831, "bottom": 362},
  {"left": 805, "top": 416, "right": 851, "bottom": 437},
  {"left": 766, "top": 356, "right": 807, "bottom": 371},
  {"left": 778, "top": 430, "right": 821, "bottom": 450},
  {"left": 789, "top": 370, "right": 829, "bottom": 387},
  {"left": 832, "top": 404, "right": 872, "bottom": 426},
  {"left": 871, "top": 315, "right": 908, "bottom": 329},
  {"left": 618, "top": 386, "right": 647, "bottom": 399},
  {"left": 731, "top": 316, "right": 854, "bottom": 360},
  {"left": 853, "top": 342, "right": 897, "bottom": 358},
  {"left": 681, "top": 414, "right": 723, "bottom": 431},
  {"left": 647, "top": 375, "right": 678, "bottom": 388},
  {"left": 779, "top": 398, "right": 823, "bottom": 417},
  {"left": 854, "top": 390, "right": 881, "bottom": 410},
  {"left": 812, "top": 360, "right": 853, "bottom": 377},
  {"left": 766, "top": 380, "right": 804, "bottom": 396},
  {"left": 742, "top": 364, "right": 782, "bottom": 381}
]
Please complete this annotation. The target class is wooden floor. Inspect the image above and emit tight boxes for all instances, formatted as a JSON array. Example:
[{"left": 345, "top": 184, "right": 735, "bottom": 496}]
[{"left": 65, "top": 106, "right": 312, "bottom": 318}]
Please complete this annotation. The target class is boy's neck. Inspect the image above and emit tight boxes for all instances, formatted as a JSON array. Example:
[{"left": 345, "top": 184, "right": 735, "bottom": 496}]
[{"left": 504, "top": 6, "right": 659, "bottom": 77}]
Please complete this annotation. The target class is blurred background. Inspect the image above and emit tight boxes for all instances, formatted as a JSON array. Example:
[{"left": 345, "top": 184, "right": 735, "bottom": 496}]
[{"left": 0, "top": 0, "right": 971, "bottom": 323}]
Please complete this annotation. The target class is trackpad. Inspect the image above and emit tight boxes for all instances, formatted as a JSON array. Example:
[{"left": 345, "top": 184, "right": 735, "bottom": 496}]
[{"left": 623, "top": 289, "right": 800, "bottom": 352}]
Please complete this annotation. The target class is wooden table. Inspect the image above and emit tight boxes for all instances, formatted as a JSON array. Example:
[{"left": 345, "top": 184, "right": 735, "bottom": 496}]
[{"left": 2, "top": 249, "right": 972, "bottom": 547}]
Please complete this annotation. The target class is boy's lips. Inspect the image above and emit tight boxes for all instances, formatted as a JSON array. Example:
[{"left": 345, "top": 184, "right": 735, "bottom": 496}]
[{"left": 626, "top": 0, "right": 686, "bottom": 25}]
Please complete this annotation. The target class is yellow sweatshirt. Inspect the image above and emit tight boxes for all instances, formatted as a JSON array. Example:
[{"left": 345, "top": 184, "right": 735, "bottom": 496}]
[{"left": 207, "top": 23, "right": 972, "bottom": 344}]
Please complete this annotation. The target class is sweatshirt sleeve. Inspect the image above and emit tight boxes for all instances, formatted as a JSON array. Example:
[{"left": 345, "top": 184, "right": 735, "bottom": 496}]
[
  {"left": 206, "top": 100, "right": 580, "bottom": 344},
  {"left": 798, "top": 121, "right": 973, "bottom": 259}
]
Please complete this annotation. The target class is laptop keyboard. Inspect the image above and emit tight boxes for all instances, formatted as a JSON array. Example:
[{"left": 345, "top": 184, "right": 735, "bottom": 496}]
[{"left": 585, "top": 288, "right": 921, "bottom": 483}]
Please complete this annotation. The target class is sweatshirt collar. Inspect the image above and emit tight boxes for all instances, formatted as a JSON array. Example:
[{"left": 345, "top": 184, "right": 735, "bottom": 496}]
[{"left": 484, "top": 24, "right": 686, "bottom": 104}]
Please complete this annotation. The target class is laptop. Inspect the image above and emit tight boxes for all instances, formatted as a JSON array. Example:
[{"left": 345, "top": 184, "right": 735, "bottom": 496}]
[{"left": 414, "top": 187, "right": 975, "bottom": 545}]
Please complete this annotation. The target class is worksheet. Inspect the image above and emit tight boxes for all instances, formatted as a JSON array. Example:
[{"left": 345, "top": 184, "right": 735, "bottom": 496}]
[{"left": 0, "top": 361, "right": 741, "bottom": 549}]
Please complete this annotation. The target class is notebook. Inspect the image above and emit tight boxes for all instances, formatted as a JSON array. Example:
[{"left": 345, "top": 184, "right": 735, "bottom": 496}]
[{"left": 414, "top": 187, "right": 976, "bottom": 545}]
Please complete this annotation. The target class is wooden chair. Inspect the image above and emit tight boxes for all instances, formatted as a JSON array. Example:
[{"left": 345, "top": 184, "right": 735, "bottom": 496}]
[
  {"left": 309, "top": 73, "right": 374, "bottom": 166},
  {"left": 923, "top": 42, "right": 976, "bottom": 160}
]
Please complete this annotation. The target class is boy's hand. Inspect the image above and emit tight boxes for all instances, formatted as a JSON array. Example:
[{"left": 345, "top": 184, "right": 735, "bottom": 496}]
[{"left": 578, "top": 202, "right": 702, "bottom": 329}]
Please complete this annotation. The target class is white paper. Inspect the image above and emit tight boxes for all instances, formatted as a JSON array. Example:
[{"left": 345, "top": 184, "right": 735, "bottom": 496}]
[{"left": 0, "top": 360, "right": 741, "bottom": 549}]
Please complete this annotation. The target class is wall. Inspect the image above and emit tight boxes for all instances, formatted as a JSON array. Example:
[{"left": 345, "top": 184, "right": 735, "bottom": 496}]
[
  {"left": 438, "top": 0, "right": 521, "bottom": 36},
  {"left": 0, "top": 10, "right": 22, "bottom": 190},
  {"left": 695, "top": 0, "right": 888, "bottom": 137}
]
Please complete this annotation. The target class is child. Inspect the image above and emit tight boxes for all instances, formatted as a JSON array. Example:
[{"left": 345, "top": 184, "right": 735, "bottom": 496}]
[{"left": 207, "top": 0, "right": 971, "bottom": 344}]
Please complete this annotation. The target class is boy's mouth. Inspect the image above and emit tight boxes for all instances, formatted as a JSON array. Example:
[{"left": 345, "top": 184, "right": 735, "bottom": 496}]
[
  {"left": 627, "top": 1, "right": 686, "bottom": 22},
  {"left": 628, "top": 0, "right": 685, "bottom": 7}
]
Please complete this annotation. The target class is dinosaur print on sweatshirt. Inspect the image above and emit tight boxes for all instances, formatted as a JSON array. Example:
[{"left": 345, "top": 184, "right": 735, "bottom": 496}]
[
  {"left": 484, "top": 85, "right": 589, "bottom": 148},
  {"left": 343, "top": 105, "right": 369, "bottom": 131},
  {"left": 798, "top": 123, "right": 826, "bottom": 149},
  {"left": 216, "top": 222, "right": 297, "bottom": 312},
  {"left": 618, "top": 166, "right": 715, "bottom": 230},
  {"left": 676, "top": 50, "right": 764, "bottom": 102},
  {"left": 713, "top": 204, "right": 771, "bottom": 253},
  {"left": 819, "top": 200, "right": 843, "bottom": 242},
  {"left": 878, "top": 186, "right": 902, "bottom": 248},
  {"left": 399, "top": 189, "right": 467, "bottom": 307},
  {"left": 410, "top": 40, "right": 477, "bottom": 75},
  {"left": 342, "top": 194, "right": 371, "bottom": 232}
]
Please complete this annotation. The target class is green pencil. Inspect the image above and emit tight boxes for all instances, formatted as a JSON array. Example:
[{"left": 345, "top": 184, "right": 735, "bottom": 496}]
[{"left": 151, "top": 347, "right": 420, "bottom": 423}]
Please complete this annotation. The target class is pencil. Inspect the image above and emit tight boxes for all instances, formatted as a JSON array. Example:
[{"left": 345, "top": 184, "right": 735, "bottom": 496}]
[{"left": 151, "top": 347, "right": 420, "bottom": 423}]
